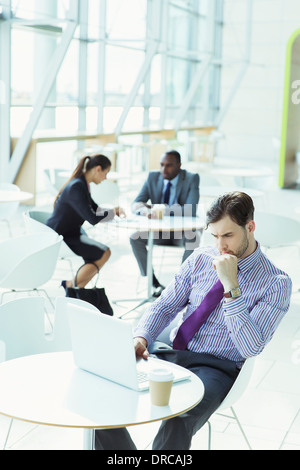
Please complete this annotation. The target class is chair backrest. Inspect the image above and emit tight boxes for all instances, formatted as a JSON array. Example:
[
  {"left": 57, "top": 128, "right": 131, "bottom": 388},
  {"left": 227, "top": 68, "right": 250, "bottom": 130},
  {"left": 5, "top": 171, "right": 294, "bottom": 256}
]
[
  {"left": 52, "top": 297, "right": 99, "bottom": 351},
  {"left": 43, "top": 168, "right": 68, "bottom": 193},
  {"left": 53, "top": 169, "right": 69, "bottom": 190},
  {"left": 254, "top": 212, "right": 300, "bottom": 249},
  {"left": 26, "top": 209, "right": 51, "bottom": 225},
  {"left": 0, "top": 297, "right": 77, "bottom": 362},
  {"left": 43, "top": 169, "right": 58, "bottom": 196},
  {"left": 23, "top": 209, "right": 76, "bottom": 259},
  {"left": 0, "top": 233, "right": 62, "bottom": 288},
  {"left": 0, "top": 297, "right": 50, "bottom": 362},
  {"left": 23, "top": 210, "right": 53, "bottom": 234},
  {"left": 157, "top": 316, "right": 255, "bottom": 413},
  {"left": 156, "top": 312, "right": 184, "bottom": 345},
  {"left": 217, "top": 357, "right": 256, "bottom": 411},
  {"left": 90, "top": 180, "right": 120, "bottom": 206}
]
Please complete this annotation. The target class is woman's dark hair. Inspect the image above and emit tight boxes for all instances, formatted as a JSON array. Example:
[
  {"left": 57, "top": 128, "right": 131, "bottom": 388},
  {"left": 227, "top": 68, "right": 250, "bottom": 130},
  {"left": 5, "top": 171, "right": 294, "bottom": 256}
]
[
  {"left": 54, "top": 154, "right": 111, "bottom": 206},
  {"left": 206, "top": 191, "right": 254, "bottom": 227}
]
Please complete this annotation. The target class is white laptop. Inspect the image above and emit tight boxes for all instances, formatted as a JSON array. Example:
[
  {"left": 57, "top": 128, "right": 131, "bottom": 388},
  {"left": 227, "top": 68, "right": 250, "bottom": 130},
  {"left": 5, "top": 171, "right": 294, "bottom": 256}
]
[{"left": 67, "top": 304, "right": 191, "bottom": 391}]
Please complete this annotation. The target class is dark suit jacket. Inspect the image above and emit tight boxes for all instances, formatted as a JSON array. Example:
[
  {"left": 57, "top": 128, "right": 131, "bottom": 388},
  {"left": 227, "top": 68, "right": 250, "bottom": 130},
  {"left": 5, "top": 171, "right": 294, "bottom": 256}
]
[
  {"left": 46, "top": 175, "right": 114, "bottom": 238},
  {"left": 134, "top": 169, "right": 200, "bottom": 217}
]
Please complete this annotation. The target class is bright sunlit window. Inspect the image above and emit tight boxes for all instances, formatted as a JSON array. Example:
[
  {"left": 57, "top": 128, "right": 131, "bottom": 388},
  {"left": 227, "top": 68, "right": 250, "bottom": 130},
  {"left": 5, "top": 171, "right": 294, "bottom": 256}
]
[{"left": 5, "top": 0, "right": 223, "bottom": 137}]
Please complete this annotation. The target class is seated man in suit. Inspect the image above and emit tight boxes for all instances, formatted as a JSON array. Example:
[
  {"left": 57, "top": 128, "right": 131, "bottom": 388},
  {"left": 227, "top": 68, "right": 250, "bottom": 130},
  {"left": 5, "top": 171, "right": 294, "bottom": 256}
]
[
  {"left": 130, "top": 150, "right": 200, "bottom": 297},
  {"left": 95, "top": 191, "right": 292, "bottom": 451}
]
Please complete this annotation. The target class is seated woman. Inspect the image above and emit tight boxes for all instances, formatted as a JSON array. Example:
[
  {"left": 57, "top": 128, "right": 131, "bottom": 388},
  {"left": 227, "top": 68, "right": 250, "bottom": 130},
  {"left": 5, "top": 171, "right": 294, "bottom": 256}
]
[{"left": 47, "top": 154, "right": 124, "bottom": 288}]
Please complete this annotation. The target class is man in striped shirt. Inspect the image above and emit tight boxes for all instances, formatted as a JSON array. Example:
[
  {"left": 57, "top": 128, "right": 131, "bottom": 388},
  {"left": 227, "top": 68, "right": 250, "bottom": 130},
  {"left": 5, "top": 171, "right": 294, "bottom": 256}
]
[{"left": 95, "top": 192, "right": 292, "bottom": 451}]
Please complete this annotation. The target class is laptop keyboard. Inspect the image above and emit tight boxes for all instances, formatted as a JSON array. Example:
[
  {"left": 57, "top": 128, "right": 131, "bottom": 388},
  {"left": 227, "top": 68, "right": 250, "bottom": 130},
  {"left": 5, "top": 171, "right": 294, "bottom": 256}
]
[{"left": 137, "top": 371, "right": 149, "bottom": 384}]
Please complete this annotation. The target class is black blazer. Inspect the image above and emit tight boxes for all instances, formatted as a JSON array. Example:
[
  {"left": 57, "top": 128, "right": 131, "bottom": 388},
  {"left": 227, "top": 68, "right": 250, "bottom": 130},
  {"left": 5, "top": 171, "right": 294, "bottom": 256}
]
[{"left": 47, "top": 175, "right": 114, "bottom": 238}]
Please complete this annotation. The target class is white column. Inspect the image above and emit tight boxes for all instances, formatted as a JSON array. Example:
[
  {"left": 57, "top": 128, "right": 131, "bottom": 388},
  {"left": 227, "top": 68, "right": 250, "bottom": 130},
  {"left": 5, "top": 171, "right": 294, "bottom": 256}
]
[{"left": 0, "top": 0, "right": 11, "bottom": 183}]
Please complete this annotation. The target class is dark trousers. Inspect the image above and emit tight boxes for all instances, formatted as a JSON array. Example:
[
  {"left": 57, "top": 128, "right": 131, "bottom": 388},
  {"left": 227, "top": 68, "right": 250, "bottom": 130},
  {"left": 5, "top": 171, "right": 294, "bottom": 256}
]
[
  {"left": 94, "top": 346, "right": 240, "bottom": 450},
  {"left": 129, "top": 230, "right": 201, "bottom": 277}
]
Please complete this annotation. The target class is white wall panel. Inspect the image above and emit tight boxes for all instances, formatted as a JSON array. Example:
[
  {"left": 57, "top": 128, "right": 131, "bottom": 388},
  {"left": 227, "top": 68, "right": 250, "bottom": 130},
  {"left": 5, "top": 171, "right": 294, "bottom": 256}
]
[{"left": 218, "top": 0, "right": 300, "bottom": 176}]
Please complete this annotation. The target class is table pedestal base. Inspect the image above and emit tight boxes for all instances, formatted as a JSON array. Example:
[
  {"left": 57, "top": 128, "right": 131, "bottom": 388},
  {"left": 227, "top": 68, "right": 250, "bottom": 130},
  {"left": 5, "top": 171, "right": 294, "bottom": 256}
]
[
  {"left": 83, "top": 429, "right": 95, "bottom": 450},
  {"left": 113, "top": 231, "right": 155, "bottom": 318}
]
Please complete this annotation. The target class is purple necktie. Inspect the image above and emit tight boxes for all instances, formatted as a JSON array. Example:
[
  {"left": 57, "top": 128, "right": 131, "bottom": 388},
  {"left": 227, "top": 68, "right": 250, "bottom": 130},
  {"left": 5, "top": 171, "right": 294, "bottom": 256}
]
[{"left": 173, "top": 279, "right": 224, "bottom": 350}]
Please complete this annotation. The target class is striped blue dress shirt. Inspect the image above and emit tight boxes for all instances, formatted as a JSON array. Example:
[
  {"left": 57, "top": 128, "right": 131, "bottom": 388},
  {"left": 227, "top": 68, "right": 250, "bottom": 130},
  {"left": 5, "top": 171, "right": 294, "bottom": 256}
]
[{"left": 134, "top": 243, "right": 292, "bottom": 365}]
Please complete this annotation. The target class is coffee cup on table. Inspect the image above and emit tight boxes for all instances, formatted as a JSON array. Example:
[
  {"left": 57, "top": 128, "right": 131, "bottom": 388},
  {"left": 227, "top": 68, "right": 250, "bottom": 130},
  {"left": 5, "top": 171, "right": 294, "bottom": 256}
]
[
  {"left": 149, "top": 368, "right": 174, "bottom": 406},
  {"left": 152, "top": 204, "right": 165, "bottom": 220}
]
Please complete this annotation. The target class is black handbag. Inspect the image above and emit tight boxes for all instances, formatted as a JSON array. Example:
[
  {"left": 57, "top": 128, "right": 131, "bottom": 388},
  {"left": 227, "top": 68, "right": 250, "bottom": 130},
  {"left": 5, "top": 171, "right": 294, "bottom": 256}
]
[{"left": 65, "top": 263, "right": 113, "bottom": 316}]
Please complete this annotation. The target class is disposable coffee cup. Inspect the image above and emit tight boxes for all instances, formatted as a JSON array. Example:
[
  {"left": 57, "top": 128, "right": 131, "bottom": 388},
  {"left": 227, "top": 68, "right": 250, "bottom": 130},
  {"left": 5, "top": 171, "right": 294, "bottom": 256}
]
[
  {"left": 153, "top": 204, "right": 165, "bottom": 220},
  {"left": 149, "top": 368, "right": 174, "bottom": 406}
]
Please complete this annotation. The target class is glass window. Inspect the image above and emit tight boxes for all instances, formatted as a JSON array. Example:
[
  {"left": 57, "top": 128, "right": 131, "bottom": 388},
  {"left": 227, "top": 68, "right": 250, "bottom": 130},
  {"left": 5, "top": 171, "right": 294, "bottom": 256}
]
[
  {"left": 3, "top": 0, "right": 224, "bottom": 169},
  {"left": 105, "top": 45, "right": 145, "bottom": 99},
  {"left": 11, "top": 28, "right": 34, "bottom": 106},
  {"left": 106, "top": 0, "right": 146, "bottom": 41},
  {"left": 56, "top": 40, "right": 79, "bottom": 105}
]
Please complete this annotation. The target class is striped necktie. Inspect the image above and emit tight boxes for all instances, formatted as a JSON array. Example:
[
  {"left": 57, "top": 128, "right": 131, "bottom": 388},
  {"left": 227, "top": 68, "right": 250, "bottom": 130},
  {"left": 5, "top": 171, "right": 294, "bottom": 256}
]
[{"left": 173, "top": 280, "right": 224, "bottom": 350}]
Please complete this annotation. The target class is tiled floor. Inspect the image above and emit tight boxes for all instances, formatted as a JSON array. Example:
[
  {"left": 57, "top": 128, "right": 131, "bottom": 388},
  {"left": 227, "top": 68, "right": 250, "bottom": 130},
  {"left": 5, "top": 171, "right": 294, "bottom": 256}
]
[{"left": 1, "top": 183, "right": 300, "bottom": 450}]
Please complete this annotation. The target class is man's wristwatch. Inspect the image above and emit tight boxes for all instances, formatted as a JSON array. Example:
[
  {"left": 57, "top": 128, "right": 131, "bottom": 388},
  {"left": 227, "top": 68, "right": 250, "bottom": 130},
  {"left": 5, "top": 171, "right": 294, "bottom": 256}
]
[{"left": 224, "top": 287, "right": 242, "bottom": 299}]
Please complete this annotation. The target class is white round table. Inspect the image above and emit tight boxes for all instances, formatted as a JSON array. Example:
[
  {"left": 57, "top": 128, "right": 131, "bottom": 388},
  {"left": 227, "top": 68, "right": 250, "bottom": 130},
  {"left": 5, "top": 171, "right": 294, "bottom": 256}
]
[
  {"left": 0, "top": 352, "right": 204, "bottom": 450},
  {"left": 200, "top": 185, "right": 264, "bottom": 199},
  {"left": 0, "top": 190, "right": 33, "bottom": 203}
]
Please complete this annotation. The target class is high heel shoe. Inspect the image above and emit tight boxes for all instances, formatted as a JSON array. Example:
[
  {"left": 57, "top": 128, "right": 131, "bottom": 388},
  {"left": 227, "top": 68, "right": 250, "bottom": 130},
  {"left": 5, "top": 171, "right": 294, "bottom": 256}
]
[{"left": 61, "top": 280, "right": 67, "bottom": 290}]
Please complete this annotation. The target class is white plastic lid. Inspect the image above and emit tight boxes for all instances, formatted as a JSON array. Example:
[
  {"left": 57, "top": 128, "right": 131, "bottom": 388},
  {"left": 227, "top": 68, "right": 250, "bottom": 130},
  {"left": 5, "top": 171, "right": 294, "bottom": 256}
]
[{"left": 149, "top": 368, "right": 174, "bottom": 382}]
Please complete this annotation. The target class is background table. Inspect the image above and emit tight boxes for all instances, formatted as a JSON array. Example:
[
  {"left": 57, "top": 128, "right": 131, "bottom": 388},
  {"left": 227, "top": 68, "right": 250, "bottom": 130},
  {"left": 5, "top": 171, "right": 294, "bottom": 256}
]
[
  {"left": 0, "top": 190, "right": 33, "bottom": 203},
  {"left": 200, "top": 185, "right": 264, "bottom": 200},
  {"left": 0, "top": 351, "right": 204, "bottom": 450},
  {"left": 209, "top": 167, "right": 273, "bottom": 186},
  {"left": 109, "top": 215, "right": 204, "bottom": 314}
]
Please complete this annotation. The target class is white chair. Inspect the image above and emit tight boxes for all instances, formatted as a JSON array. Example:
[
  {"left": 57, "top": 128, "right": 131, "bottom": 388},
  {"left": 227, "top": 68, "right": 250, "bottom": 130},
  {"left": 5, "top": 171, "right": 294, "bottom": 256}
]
[
  {"left": 23, "top": 209, "right": 76, "bottom": 276},
  {"left": 0, "top": 297, "right": 50, "bottom": 362},
  {"left": 0, "top": 232, "right": 62, "bottom": 307},
  {"left": 206, "top": 357, "right": 255, "bottom": 450},
  {"left": 0, "top": 296, "right": 74, "bottom": 449},
  {"left": 90, "top": 180, "right": 120, "bottom": 206},
  {"left": 0, "top": 297, "right": 92, "bottom": 361},
  {"left": 52, "top": 296, "right": 99, "bottom": 351},
  {"left": 43, "top": 169, "right": 57, "bottom": 196},
  {"left": 23, "top": 209, "right": 52, "bottom": 232},
  {"left": 0, "top": 183, "right": 20, "bottom": 237},
  {"left": 43, "top": 168, "right": 68, "bottom": 194},
  {"left": 254, "top": 211, "right": 300, "bottom": 254},
  {"left": 156, "top": 319, "right": 255, "bottom": 450},
  {"left": 155, "top": 312, "right": 184, "bottom": 345}
]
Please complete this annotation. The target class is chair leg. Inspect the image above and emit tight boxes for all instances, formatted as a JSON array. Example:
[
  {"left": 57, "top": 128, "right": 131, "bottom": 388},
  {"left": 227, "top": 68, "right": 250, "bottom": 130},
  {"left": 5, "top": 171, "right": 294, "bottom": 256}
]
[
  {"left": 83, "top": 428, "right": 94, "bottom": 450},
  {"left": 206, "top": 408, "right": 252, "bottom": 450},
  {"left": 2, "top": 220, "right": 12, "bottom": 238},
  {"left": 207, "top": 420, "right": 212, "bottom": 450},
  {"left": 34, "top": 289, "right": 54, "bottom": 330},
  {"left": 3, "top": 418, "right": 13, "bottom": 450},
  {"left": 60, "top": 257, "right": 74, "bottom": 277},
  {"left": 230, "top": 407, "right": 252, "bottom": 450}
]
